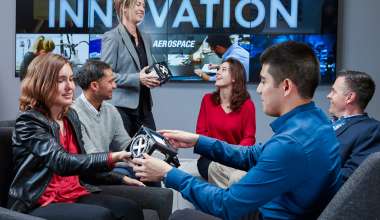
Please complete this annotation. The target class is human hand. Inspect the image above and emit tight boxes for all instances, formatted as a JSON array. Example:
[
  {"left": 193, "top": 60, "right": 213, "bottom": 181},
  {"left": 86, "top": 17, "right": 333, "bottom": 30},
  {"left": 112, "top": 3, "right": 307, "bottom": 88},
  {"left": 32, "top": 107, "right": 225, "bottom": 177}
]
[
  {"left": 139, "top": 66, "right": 160, "bottom": 88},
  {"left": 194, "top": 69, "right": 203, "bottom": 77},
  {"left": 194, "top": 69, "right": 210, "bottom": 81},
  {"left": 132, "top": 154, "right": 173, "bottom": 182},
  {"left": 111, "top": 151, "right": 132, "bottom": 164},
  {"left": 158, "top": 130, "right": 199, "bottom": 149},
  {"left": 122, "top": 176, "right": 145, "bottom": 187}
]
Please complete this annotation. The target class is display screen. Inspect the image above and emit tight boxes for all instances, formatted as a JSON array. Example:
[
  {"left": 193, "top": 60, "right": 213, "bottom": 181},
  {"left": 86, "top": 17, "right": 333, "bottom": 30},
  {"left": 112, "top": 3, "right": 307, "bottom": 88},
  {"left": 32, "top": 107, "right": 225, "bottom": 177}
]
[{"left": 16, "top": 0, "right": 338, "bottom": 83}]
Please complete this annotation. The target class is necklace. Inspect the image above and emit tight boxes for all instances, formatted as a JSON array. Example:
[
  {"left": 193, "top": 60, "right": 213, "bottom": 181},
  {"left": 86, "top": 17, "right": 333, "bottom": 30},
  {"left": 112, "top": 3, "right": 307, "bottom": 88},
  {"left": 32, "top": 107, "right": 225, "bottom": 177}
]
[{"left": 221, "top": 103, "right": 232, "bottom": 113}]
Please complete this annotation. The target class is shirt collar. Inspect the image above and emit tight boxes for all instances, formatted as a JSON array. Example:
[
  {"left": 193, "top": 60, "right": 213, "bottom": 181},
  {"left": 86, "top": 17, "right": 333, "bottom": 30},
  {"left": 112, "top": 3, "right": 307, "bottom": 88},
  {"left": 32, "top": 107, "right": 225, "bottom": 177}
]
[
  {"left": 79, "top": 93, "right": 101, "bottom": 116},
  {"left": 270, "top": 101, "right": 316, "bottom": 133},
  {"left": 331, "top": 113, "right": 367, "bottom": 130},
  {"left": 337, "top": 113, "right": 367, "bottom": 121}
]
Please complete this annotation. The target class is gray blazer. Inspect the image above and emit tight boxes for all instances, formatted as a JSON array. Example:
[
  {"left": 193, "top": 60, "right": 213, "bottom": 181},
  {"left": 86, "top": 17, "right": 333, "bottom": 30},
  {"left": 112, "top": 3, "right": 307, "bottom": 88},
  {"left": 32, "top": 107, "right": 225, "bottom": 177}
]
[{"left": 101, "top": 23, "right": 153, "bottom": 109}]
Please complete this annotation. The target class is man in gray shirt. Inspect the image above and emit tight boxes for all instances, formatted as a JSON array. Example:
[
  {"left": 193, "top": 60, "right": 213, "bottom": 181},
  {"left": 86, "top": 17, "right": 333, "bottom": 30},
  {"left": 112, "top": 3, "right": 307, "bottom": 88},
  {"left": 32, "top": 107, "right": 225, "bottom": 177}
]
[
  {"left": 72, "top": 61, "right": 174, "bottom": 219},
  {"left": 73, "top": 60, "right": 143, "bottom": 186}
]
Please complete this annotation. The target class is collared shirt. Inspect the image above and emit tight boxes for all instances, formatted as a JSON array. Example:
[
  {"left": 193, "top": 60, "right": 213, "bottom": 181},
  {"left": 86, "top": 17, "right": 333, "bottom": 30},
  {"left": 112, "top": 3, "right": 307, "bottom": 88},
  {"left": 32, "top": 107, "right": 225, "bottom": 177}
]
[
  {"left": 334, "top": 113, "right": 380, "bottom": 181},
  {"left": 165, "top": 102, "right": 342, "bottom": 220},
  {"left": 209, "top": 43, "right": 250, "bottom": 81},
  {"left": 72, "top": 94, "right": 131, "bottom": 153},
  {"left": 332, "top": 114, "right": 366, "bottom": 131},
  {"left": 79, "top": 93, "right": 100, "bottom": 117},
  {"left": 222, "top": 43, "right": 250, "bottom": 80}
]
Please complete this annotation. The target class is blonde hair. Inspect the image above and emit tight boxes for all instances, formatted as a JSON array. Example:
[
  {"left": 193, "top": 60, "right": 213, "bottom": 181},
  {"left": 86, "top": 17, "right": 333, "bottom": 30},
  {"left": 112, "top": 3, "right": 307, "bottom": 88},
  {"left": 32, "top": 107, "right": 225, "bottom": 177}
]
[
  {"left": 30, "top": 36, "right": 45, "bottom": 53},
  {"left": 42, "top": 39, "right": 55, "bottom": 52},
  {"left": 114, "top": 0, "right": 139, "bottom": 22},
  {"left": 20, "top": 53, "right": 70, "bottom": 118},
  {"left": 30, "top": 36, "right": 55, "bottom": 54}
]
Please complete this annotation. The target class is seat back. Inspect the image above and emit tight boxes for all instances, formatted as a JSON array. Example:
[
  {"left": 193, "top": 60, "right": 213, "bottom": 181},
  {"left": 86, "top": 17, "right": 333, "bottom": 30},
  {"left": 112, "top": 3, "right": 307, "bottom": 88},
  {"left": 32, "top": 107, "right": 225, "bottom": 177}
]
[
  {"left": 318, "top": 152, "right": 380, "bottom": 220},
  {"left": 0, "top": 127, "right": 13, "bottom": 207},
  {"left": 0, "top": 121, "right": 15, "bottom": 128}
]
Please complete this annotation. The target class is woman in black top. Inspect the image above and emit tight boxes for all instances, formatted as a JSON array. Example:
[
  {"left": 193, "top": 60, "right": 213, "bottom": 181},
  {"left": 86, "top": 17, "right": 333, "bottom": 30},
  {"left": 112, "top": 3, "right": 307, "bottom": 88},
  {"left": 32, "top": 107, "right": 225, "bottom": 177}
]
[{"left": 10, "top": 53, "right": 143, "bottom": 220}]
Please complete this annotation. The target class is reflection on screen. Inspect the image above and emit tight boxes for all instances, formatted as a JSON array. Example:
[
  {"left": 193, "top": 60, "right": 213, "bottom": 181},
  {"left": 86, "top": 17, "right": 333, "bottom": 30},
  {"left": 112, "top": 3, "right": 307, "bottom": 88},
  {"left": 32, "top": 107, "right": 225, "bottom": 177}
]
[{"left": 152, "top": 133, "right": 167, "bottom": 146}]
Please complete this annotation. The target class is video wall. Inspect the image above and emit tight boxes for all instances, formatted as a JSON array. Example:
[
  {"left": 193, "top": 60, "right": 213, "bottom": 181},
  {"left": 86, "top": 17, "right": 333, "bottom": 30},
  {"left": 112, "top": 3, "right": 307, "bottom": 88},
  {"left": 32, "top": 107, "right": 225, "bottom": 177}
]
[{"left": 16, "top": 0, "right": 338, "bottom": 83}]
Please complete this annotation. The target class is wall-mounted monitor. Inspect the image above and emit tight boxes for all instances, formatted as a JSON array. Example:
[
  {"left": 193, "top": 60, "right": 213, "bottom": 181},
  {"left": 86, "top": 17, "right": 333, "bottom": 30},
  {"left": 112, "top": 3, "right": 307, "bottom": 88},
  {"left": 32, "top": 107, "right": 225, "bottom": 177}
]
[{"left": 16, "top": 0, "right": 338, "bottom": 83}]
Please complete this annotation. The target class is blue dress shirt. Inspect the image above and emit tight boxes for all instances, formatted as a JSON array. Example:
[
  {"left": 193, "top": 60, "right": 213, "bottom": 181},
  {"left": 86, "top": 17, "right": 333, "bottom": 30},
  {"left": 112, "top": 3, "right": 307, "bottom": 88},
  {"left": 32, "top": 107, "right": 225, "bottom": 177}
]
[
  {"left": 222, "top": 43, "right": 250, "bottom": 80},
  {"left": 209, "top": 43, "right": 250, "bottom": 82},
  {"left": 165, "top": 102, "right": 342, "bottom": 220}
]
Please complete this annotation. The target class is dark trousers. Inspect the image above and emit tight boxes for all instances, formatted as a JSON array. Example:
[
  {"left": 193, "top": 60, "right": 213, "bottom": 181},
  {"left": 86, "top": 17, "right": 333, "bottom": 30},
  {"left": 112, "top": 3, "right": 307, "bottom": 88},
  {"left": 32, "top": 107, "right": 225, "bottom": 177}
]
[
  {"left": 29, "top": 191, "right": 144, "bottom": 220},
  {"left": 169, "top": 208, "right": 261, "bottom": 220},
  {"left": 99, "top": 185, "right": 173, "bottom": 220},
  {"left": 116, "top": 107, "right": 156, "bottom": 137},
  {"left": 197, "top": 156, "right": 212, "bottom": 180}
]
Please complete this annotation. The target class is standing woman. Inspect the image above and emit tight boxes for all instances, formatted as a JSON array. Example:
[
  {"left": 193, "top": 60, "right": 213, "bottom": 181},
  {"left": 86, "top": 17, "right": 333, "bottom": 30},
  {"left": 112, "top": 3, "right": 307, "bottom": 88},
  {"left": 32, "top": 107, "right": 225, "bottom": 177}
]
[
  {"left": 9, "top": 53, "right": 143, "bottom": 220},
  {"left": 196, "top": 58, "right": 256, "bottom": 188},
  {"left": 101, "top": 0, "right": 160, "bottom": 137}
]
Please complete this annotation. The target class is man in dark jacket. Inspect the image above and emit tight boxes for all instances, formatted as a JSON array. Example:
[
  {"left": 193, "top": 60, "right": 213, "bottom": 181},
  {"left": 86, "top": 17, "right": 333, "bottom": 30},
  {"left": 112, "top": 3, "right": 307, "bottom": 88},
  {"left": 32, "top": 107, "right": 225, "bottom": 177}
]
[{"left": 327, "top": 70, "right": 380, "bottom": 181}]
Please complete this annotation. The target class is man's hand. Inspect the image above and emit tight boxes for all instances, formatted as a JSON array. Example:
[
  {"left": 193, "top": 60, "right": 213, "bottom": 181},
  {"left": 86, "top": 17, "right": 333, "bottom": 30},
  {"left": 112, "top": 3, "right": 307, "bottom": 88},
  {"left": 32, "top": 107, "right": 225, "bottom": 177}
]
[
  {"left": 194, "top": 68, "right": 203, "bottom": 77},
  {"left": 194, "top": 69, "right": 210, "bottom": 81},
  {"left": 159, "top": 130, "right": 199, "bottom": 149},
  {"left": 132, "top": 154, "right": 173, "bottom": 182},
  {"left": 122, "top": 176, "right": 145, "bottom": 187},
  {"left": 140, "top": 66, "right": 160, "bottom": 88}
]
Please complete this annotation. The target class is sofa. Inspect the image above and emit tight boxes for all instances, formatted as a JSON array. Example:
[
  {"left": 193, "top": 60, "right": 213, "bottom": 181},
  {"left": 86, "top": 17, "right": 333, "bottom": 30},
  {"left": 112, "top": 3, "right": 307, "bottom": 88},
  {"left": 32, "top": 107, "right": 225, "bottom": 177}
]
[{"left": 0, "top": 122, "right": 173, "bottom": 220}]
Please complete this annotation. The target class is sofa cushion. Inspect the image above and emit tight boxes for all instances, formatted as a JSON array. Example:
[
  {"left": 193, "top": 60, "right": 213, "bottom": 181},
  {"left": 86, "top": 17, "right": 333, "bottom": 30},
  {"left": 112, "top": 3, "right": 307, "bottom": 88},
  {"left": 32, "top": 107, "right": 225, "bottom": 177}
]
[{"left": 0, "top": 127, "right": 13, "bottom": 207}]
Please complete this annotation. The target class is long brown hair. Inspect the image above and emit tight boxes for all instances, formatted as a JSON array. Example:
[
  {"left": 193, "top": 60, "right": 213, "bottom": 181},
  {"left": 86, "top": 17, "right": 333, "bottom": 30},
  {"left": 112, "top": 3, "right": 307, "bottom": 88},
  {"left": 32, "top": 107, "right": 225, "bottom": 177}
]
[
  {"left": 19, "top": 53, "right": 70, "bottom": 118},
  {"left": 212, "top": 58, "right": 250, "bottom": 112}
]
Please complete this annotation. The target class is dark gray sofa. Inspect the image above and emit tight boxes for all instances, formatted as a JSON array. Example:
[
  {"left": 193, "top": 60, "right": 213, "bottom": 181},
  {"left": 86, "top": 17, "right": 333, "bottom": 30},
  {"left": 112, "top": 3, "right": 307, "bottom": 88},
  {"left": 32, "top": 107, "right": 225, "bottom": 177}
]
[{"left": 0, "top": 122, "right": 173, "bottom": 220}]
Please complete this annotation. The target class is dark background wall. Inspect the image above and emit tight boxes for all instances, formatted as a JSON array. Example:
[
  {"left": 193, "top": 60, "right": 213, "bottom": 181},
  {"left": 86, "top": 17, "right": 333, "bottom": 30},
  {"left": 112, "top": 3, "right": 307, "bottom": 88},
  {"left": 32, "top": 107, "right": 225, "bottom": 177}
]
[{"left": 1, "top": 0, "right": 379, "bottom": 158}]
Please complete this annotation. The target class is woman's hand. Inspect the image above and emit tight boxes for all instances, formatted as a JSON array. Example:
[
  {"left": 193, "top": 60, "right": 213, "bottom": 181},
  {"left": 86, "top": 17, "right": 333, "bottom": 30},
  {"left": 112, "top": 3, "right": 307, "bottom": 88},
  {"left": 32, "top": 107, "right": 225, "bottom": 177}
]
[
  {"left": 159, "top": 130, "right": 199, "bottom": 149},
  {"left": 139, "top": 66, "right": 160, "bottom": 88},
  {"left": 111, "top": 151, "right": 133, "bottom": 164},
  {"left": 122, "top": 176, "right": 145, "bottom": 187},
  {"left": 132, "top": 154, "right": 173, "bottom": 182}
]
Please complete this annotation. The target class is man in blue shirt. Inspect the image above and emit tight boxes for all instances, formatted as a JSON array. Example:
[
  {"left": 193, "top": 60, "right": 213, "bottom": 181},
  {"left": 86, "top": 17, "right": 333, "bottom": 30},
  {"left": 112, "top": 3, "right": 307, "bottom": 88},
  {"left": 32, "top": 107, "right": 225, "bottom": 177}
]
[
  {"left": 327, "top": 70, "right": 380, "bottom": 182},
  {"left": 132, "top": 41, "right": 342, "bottom": 220},
  {"left": 195, "top": 35, "right": 250, "bottom": 82}
]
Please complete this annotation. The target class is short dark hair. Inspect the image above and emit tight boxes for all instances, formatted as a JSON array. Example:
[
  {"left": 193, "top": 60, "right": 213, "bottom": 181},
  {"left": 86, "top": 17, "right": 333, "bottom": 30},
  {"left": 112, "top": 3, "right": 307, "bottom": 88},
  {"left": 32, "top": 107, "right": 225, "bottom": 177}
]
[
  {"left": 74, "top": 60, "right": 111, "bottom": 90},
  {"left": 337, "top": 70, "right": 375, "bottom": 110},
  {"left": 260, "top": 41, "right": 320, "bottom": 99},
  {"left": 206, "top": 35, "right": 232, "bottom": 49}
]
